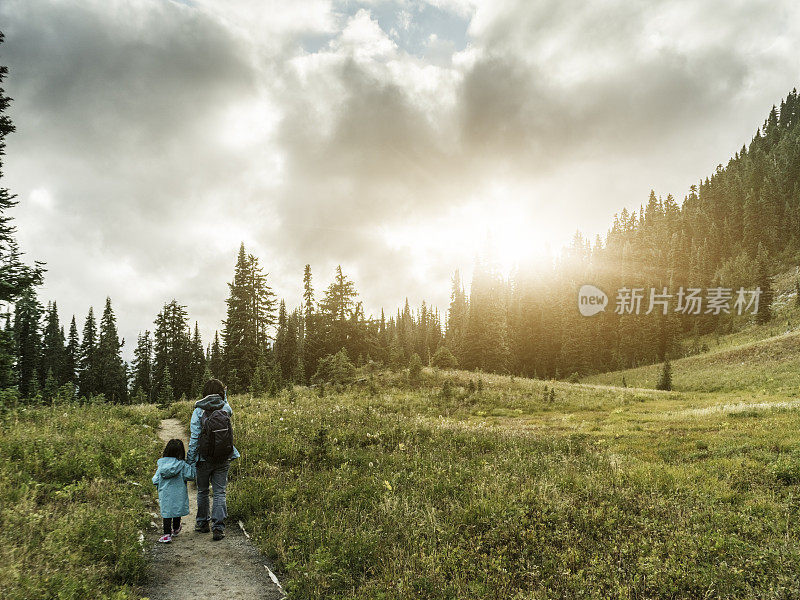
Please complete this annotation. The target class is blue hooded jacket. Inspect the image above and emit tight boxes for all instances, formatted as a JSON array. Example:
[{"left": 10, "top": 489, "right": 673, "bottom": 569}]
[
  {"left": 152, "top": 457, "right": 195, "bottom": 518},
  {"left": 186, "top": 393, "right": 240, "bottom": 465}
]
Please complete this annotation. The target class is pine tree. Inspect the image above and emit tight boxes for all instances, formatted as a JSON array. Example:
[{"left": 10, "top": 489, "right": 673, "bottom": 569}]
[
  {"left": 250, "top": 350, "right": 271, "bottom": 396},
  {"left": 795, "top": 279, "right": 800, "bottom": 307},
  {"left": 281, "top": 310, "right": 301, "bottom": 382},
  {"left": 190, "top": 322, "right": 205, "bottom": 398},
  {"left": 42, "top": 368, "right": 58, "bottom": 403},
  {"left": 319, "top": 265, "right": 359, "bottom": 358},
  {"left": 755, "top": 243, "right": 773, "bottom": 325},
  {"left": 64, "top": 316, "right": 79, "bottom": 385},
  {"left": 78, "top": 307, "right": 98, "bottom": 399},
  {"left": 40, "top": 301, "right": 66, "bottom": 386},
  {"left": 222, "top": 244, "right": 277, "bottom": 392},
  {"left": 0, "top": 313, "right": 14, "bottom": 389},
  {"left": 0, "top": 35, "right": 44, "bottom": 390},
  {"left": 153, "top": 300, "right": 191, "bottom": 400},
  {"left": 13, "top": 287, "right": 42, "bottom": 399},
  {"left": 131, "top": 330, "right": 154, "bottom": 402},
  {"left": 445, "top": 270, "right": 468, "bottom": 363},
  {"left": 0, "top": 32, "right": 44, "bottom": 306},
  {"left": 302, "top": 264, "right": 323, "bottom": 382},
  {"left": 656, "top": 359, "right": 672, "bottom": 391},
  {"left": 209, "top": 330, "right": 223, "bottom": 379},
  {"left": 97, "top": 297, "right": 127, "bottom": 403},
  {"left": 462, "top": 255, "right": 510, "bottom": 373},
  {"left": 158, "top": 365, "right": 175, "bottom": 405}
]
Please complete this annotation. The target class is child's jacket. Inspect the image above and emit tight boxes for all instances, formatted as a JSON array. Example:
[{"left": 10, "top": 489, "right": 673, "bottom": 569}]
[{"left": 152, "top": 457, "right": 196, "bottom": 518}]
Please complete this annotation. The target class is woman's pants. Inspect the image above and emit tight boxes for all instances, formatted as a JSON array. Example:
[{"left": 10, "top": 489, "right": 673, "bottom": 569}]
[{"left": 196, "top": 459, "right": 231, "bottom": 532}]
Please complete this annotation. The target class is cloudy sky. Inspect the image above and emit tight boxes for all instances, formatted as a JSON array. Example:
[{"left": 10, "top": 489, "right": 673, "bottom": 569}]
[{"left": 2, "top": 0, "right": 799, "bottom": 355}]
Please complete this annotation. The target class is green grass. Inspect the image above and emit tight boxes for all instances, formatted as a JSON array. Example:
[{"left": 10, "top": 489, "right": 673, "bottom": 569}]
[
  {"left": 170, "top": 368, "right": 800, "bottom": 599},
  {"left": 583, "top": 329, "right": 800, "bottom": 393},
  {"left": 0, "top": 402, "right": 162, "bottom": 600}
]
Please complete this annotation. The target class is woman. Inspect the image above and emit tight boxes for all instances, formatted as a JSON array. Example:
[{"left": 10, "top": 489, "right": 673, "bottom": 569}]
[{"left": 186, "top": 378, "right": 240, "bottom": 541}]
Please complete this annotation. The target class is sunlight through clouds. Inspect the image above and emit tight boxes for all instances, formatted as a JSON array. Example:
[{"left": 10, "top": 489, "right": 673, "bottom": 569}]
[{"left": 3, "top": 0, "right": 800, "bottom": 356}]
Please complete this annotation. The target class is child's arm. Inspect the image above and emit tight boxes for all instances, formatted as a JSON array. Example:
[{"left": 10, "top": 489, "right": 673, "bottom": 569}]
[{"left": 152, "top": 469, "right": 160, "bottom": 486}]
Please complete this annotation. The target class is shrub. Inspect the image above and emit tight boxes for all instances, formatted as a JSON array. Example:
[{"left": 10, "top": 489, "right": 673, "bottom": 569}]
[
  {"left": 430, "top": 347, "right": 458, "bottom": 369},
  {"left": 771, "top": 455, "right": 800, "bottom": 485},
  {"left": 656, "top": 359, "right": 672, "bottom": 391},
  {"left": 314, "top": 349, "right": 356, "bottom": 387},
  {"left": 408, "top": 353, "right": 423, "bottom": 383}
]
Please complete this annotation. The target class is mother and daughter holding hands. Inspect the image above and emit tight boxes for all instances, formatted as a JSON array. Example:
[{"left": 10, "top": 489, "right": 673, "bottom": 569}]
[{"left": 151, "top": 378, "right": 240, "bottom": 544}]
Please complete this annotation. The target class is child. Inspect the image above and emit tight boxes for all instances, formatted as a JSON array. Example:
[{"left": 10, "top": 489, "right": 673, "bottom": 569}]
[{"left": 152, "top": 438, "right": 196, "bottom": 543}]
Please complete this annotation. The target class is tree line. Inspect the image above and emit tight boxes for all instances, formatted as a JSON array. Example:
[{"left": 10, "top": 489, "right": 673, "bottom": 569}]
[{"left": 3, "top": 243, "right": 448, "bottom": 402}]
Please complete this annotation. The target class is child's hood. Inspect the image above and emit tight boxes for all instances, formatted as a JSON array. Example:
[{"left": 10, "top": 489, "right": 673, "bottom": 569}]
[{"left": 156, "top": 456, "right": 186, "bottom": 479}]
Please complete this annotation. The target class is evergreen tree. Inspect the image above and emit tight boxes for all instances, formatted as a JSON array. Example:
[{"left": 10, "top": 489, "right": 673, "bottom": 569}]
[
  {"left": 0, "top": 32, "right": 43, "bottom": 306},
  {"left": 13, "top": 287, "right": 42, "bottom": 398},
  {"left": 78, "top": 307, "right": 98, "bottom": 398},
  {"left": 656, "top": 359, "right": 672, "bottom": 391},
  {"left": 153, "top": 300, "right": 191, "bottom": 400},
  {"left": 64, "top": 316, "right": 79, "bottom": 385},
  {"left": 320, "top": 265, "right": 358, "bottom": 357},
  {"left": 462, "top": 256, "right": 510, "bottom": 373},
  {"left": 158, "top": 365, "right": 175, "bottom": 405},
  {"left": 430, "top": 346, "right": 457, "bottom": 369},
  {"left": 0, "top": 313, "right": 14, "bottom": 389},
  {"left": 302, "top": 264, "right": 324, "bottom": 382},
  {"left": 40, "top": 301, "right": 66, "bottom": 386},
  {"left": 795, "top": 279, "right": 800, "bottom": 307},
  {"left": 0, "top": 35, "right": 44, "bottom": 390},
  {"left": 222, "top": 243, "right": 276, "bottom": 392},
  {"left": 445, "top": 270, "right": 468, "bottom": 363},
  {"left": 97, "top": 297, "right": 127, "bottom": 403},
  {"left": 755, "top": 243, "right": 773, "bottom": 325},
  {"left": 190, "top": 322, "right": 205, "bottom": 397},
  {"left": 42, "top": 368, "right": 58, "bottom": 403},
  {"left": 209, "top": 330, "right": 224, "bottom": 379},
  {"left": 131, "top": 330, "right": 154, "bottom": 402},
  {"left": 275, "top": 301, "right": 301, "bottom": 382}
]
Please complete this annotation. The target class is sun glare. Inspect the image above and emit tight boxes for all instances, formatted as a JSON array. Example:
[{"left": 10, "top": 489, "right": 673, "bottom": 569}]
[{"left": 383, "top": 194, "right": 559, "bottom": 283}]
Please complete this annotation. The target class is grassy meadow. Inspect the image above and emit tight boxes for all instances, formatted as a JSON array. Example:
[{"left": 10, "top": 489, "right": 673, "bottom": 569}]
[
  {"left": 0, "top": 401, "right": 162, "bottom": 600},
  {"left": 8, "top": 315, "right": 800, "bottom": 599},
  {"left": 162, "top": 361, "right": 800, "bottom": 599}
]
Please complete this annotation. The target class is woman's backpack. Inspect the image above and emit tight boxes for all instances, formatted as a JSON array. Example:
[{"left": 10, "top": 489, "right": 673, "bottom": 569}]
[{"left": 197, "top": 409, "right": 234, "bottom": 462}]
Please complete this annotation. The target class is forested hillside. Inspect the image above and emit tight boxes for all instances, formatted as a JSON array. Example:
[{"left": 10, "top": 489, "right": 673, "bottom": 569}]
[{"left": 459, "top": 88, "right": 800, "bottom": 379}]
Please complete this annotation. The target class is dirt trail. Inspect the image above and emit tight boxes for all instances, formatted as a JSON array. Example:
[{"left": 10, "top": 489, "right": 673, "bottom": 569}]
[{"left": 140, "top": 418, "right": 284, "bottom": 600}]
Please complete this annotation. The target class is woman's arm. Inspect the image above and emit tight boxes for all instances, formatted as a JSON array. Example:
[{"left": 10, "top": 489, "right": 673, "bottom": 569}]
[{"left": 186, "top": 408, "right": 202, "bottom": 465}]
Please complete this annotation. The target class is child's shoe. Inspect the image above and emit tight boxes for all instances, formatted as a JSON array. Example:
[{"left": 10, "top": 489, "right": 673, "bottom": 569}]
[
  {"left": 172, "top": 524, "right": 182, "bottom": 536},
  {"left": 157, "top": 534, "right": 172, "bottom": 543}
]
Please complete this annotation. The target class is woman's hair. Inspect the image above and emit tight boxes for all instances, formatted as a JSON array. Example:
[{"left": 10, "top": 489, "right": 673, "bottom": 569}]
[
  {"left": 202, "top": 378, "right": 226, "bottom": 399},
  {"left": 163, "top": 438, "right": 186, "bottom": 461}
]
